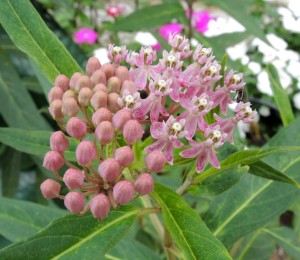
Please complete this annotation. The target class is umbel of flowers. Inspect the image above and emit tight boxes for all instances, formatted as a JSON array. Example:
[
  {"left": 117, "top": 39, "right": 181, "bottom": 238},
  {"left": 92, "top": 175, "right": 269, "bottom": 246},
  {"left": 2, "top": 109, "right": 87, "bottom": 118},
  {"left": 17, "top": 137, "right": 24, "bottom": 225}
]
[{"left": 41, "top": 34, "right": 256, "bottom": 219}]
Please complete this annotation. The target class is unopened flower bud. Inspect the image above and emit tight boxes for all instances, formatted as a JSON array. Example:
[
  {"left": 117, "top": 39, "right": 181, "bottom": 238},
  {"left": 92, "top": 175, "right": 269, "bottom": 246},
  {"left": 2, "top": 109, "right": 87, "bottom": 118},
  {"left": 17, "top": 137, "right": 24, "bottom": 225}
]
[
  {"left": 62, "top": 97, "right": 79, "bottom": 117},
  {"left": 43, "top": 151, "right": 64, "bottom": 171},
  {"left": 40, "top": 179, "right": 61, "bottom": 199},
  {"left": 101, "top": 63, "right": 115, "bottom": 79},
  {"left": 95, "top": 121, "right": 114, "bottom": 145},
  {"left": 134, "top": 173, "right": 154, "bottom": 195},
  {"left": 64, "top": 192, "right": 85, "bottom": 213},
  {"left": 112, "top": 109, "right": 131, "bottom": 131},
  {"left": 107, "top": 76, "right": 121, "bottom": 94},
  {"left": 55, "top": 74, "right": 70, "bottom": 92},
  {"left": 123, "top": 120, "right": 144, "bottom": 145},
  {"left": 50, "top": 131, "right": 69, "bottom": 153},
  {"left": 92, "top": 107, "right": 112, "bottom": 126},
  {"left": 62, "top": 89, "right": 77, "bottom": 101},
  {"left": 49, "top": 100, "right": 63, "bottom": 120},
  {"left": 63, "top": 168, "right": 84, "bottom": 189},
  {"left": 89, "top": 194, "right": 110, "bottom": 219},
  {"left": 93, "top": 83, "right": 108, "bottom": 94},
  {"left": 91, "top": 91, "right": 108, "bottom": 110},
  {"left": 113, "top": 180, "right": 134, "bottom": 204},
  {"left": 86, "top": 57, "right": 101, "bottom": 76},
  {"left": 108, "top": 93, "right": 120, "bottom": 113},
  {"left": 66, "top": 117, "right": 87, "bottom": 139},
  {"left": 145, "top": 150, "right": 166, "bottom": 172},
  {"left": 121, "top": 80, "right": 137, "bottom": 95},
  {"left": 91, "top": 70, "right": 106, "bottom": 85},
  {"left": 115, "top": 66, "right": 129, "bottom": 84},
  {"left": 70, "top": 72, "right": 82, "bottom": 90},
  {"left": 76, "top": 141, "right": 97, "bottom": 166},
  {"left": 114, "top": 146, "right": 134, "bottom": 167},
  {"left": 75, "top": 75, "right": 93, "bottom": 93},
  {"left": 78, "top": 87, "right": 93, "bottom": 106},
  {"left": 48, "top": 87, "right": 64, "bottom": 103},
  {"left": 98, "top": 158, "right": 120, "bottom": 181}
]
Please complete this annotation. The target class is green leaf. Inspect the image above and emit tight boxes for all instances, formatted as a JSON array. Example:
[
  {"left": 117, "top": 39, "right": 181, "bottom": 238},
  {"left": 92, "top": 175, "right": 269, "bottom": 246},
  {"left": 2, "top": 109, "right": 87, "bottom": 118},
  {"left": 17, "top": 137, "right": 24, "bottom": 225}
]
[
  {"left": 152, "top": 183, "right": 232, "bottom": 260},
  {"left": 266, "top": 64, "right": 294, "bottom": 126},
  {"left": 0, "top": 51, "right": 50, "bottom": 130},
  {"left": 0, "top": 0, "right": 83, "bottom": 83},
  {"left": 262, "top": 227, "right": 300, "bottom": 259},
  {"left": 0, "top": 206, "right": 137, "bottom": 259},
  {"left": 112, "top": 3, "right": 186, "bottom": 32},
  {"left": 0, "top": 197, "right": 67, "bottom": 242},
  {"left": 204, "top": 116, "right": 300, "bottom": 247},
  {"left": 0, "top": 128, "right": 77, "bottom": 161},
  {"left": 249, "top": 160, "right": 300, "bottom": 188}
]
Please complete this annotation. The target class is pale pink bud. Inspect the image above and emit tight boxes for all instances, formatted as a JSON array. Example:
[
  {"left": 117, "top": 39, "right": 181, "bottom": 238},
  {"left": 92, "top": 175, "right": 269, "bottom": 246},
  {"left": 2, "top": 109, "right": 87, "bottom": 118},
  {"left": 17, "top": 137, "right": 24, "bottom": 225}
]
[
  {"left": 95, "top": 121, "right": 114, "bottom": 145},
  {"left": 98, "top": 158, "right": 120, "bottom": 181},
  {"left": 92, "top": 107, "right": 112, "bottom": 126},
  {"left": 63, "top": 168, "right": 84, "bottom": 189},
  {"left": 134, "top": 173, "right": 154, "bottom": 195},
  {"left": 49, "top": 100, "right": 63, "bottom": 120},
  {"left": 145, "top": 150, "right": 166, "bottom": 172},
  {"left": 50, "top": 131, "right": 69, "bottom": 153},
  {"left": 91, "top": 91, "right": 108, "bottom": 110},
  {"left": 86, "top": 57, "right": 101, "bottom": 76},
  {"left": 115, "top": 66, "right": 129, "bottom": 84},
  {"left": 89, "top": 194, "right": 110, "bottom": 219},
  {"left": 62, "top": 89, "right": 77, "bottom": 101},
  {"left": 108, "top": 93, "right": 120, "bottom": 113},
  {"left": 74, "top": 75, "right": 93, "bottom": 93},
  {"left": 121, "top": 80, "right": 137, "bottom": 95},
  {"left": 48, "top": 87, "right": 64, "bottom": 103},
  {"left": 112, "top": 109, "right": 131, "bottom": 131},
  {"left": 93, "top": 83, "right": 108, "bottom": 94},
  {"left": 43, "top": 151, "right": 64, "bottom": 171},
  {"left": 66, "top": 117, "right": 87, "bottom": 139},
  {"left": 62, "top": 97, "right": 79, "bottom": 117},
  {"left": 101, "top": 63, "right": 115, "bottom": 79},
  {"left": 70, "top": 72, "right": 82, "bottom": 90},
  {"left": 64, "top": 192, "right": 85, "bottom": 213},
  {"left": 91, "top": 70, "right": 106, "bottom": 85},
  {"left": 76, "top": 141, "right": 97, "bottom": 166},
  {"left": 113, "top": 180, "right": 134, "bottom": 204},
  {"left": 123, "top": 120, "right": 144, "bottom": 145},
  {"left": 107, "top": 76, "right": 121, "bottom": 94},
  {"left": 55, "top": 74, "right": 70, "bottom": 92},
  {"left": 114, "top": 146, "right": 134, "bottom": 167},
  {"left": 78, "top": 87, "right": 93, "bottom": 106},
  {"left": 40, "top": 179, "right": 61, "bottom": 199}
]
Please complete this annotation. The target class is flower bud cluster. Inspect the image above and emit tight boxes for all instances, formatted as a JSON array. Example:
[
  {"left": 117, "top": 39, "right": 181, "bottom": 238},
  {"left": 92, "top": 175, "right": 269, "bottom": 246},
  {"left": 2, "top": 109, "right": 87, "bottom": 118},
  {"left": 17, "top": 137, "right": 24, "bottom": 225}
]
[{"left": 42, "top": 34, "right": 256, "bottom": 218}]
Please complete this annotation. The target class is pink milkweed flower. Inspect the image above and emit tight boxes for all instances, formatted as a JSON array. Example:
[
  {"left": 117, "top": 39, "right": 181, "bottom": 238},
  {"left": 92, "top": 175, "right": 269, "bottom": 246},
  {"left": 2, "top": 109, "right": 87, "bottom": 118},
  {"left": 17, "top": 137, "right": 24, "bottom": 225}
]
[
  {"left": 129, "top": 47, "right": 159, "bottom": 90},
  {"left": 117, "top": 90, "right": 141, "bottom": 112},
  {"left": 159, "top": 23, "right": 182, "bottom": 41},
  {"left": 157, "top": 51, "right": 183, "bottom": 72},
  {"left": 145, "top": 116, "right": 187, "bottom": 164},
  {"left": 180, "top": 125, "right": 227, "bottom": 173},
  {"left": 133, "top": 79, "right": 171, "bottom": 122},
  {"left": 168, "top": 34, "right": 192, "bottom": 59},
  {"left": 235, "top": 102, "right": 257, "bottom": 123},
  {"left": 224, "top": 70, "right": 245, "bottom": 91},
  {"left": 106, "top": 4, "right": 124, "bottom": 17},
  {"left": 192, "top": 11, "right": 213, "bottom": 34},
  {"left": 178, "top": 93, "right": 213, "bottom": 139},
  {"left": 107, "top": 45, "right": 128, "bottom": 65},
  {"left": 74, "top": 28, "right": 98, "bottom": 45}
]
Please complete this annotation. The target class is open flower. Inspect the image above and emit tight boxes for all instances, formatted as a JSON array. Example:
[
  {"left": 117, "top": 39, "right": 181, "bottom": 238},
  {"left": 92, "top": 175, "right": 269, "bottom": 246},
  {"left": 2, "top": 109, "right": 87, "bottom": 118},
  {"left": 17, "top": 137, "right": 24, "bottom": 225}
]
[{"left": 74, "top": 28, "right": 98, "bottom": 45}]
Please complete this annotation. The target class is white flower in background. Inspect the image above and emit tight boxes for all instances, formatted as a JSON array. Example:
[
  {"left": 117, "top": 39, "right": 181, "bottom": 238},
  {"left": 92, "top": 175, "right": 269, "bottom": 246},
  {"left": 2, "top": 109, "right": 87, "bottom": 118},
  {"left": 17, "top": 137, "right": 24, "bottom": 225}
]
[
  {"left": 266, "top": 33, "right": 288, "bottom": 50},
  {"left": 287, "top": 61, "right": 300, "bottom": 78},
  {"left": 93, "top": 48, "right": 110, "bottom": 64},
  {"left": 259, "top": 106, "right": 271, "bottom": 117},
  {"left": 241, "top": 55, "right": 250, "bottom": 65},
  {"left": 226, "top": 41, "right": 248, "bottom": 61},
  {"left": 135, "top": 32, "right": 158, "bottom": 46},
  {"left": 288, "top": 0, "right": 300, "bottom": 17},
  {"left": 293, "top": 92, "right": 300, "bottom": 109},
  {"left": 257, "top": 70, "right": 273, "bottom": 96},
  {"left": 248, "top": 62, "right": 262, "bottom": 75}
]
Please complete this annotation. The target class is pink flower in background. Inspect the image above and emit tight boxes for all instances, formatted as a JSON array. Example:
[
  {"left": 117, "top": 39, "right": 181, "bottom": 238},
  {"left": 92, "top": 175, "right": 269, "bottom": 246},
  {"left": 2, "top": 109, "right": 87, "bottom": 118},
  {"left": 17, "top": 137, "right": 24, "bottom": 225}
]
[
  {"left": 152, "top": 42, "right": 162, "bottom": 51},
  {"left": 74, "top": 28, "right": 98, "bottom": 45},
  {"left": 106, "top": 4, "right": 125, "bottom": 17},
  {"left": 159, "top": 23, "right": 182, "bottom": 41},
  {"left": 193, "top": 11, "right": 213, "bottom": 34}
]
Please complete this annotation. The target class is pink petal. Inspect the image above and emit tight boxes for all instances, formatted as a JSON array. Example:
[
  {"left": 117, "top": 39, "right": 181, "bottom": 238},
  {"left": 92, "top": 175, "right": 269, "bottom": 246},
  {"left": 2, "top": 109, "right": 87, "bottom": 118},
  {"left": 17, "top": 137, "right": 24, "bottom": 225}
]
[
  {"left": 196, "top": 150, "right": 208, "bottom": 173},
  {"left": 150, "top": 101, "right": 160, "bottom": 122},
  {"left": 145, "top": 139, "right": 167, "bottom": 153},
  {"left": 208, "top": 148, "right": 220, "bottom": 168},
  {"left": 173, "top": 139, "right": 183, "bottom": 148},
  {"left": 150, "top": 122, "right": 165, "bottom": 139},
  {"left": 185, "top": 114, "right": 198, "bottom": 139},
  {"left": 135, "top": 69, "right": 148, "bottom": 90},
  {"left": 164, "top": 141, "right": 174, "bottom": 164},
  {"left": 180, "top": 144, "right": 201, "bottom": 158}
]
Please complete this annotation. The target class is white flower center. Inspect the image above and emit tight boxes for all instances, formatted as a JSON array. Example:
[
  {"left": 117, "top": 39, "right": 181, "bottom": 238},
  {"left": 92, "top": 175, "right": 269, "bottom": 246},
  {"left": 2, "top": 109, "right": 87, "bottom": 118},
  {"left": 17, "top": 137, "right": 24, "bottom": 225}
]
[
  {"left": 201, "top": 48, "right": 210, "bottom": 56},
  {"left": 144, "top": 47, "right": 153, "bottom": 55},
  {"left": 195, "top": 97, "right": 208, "bottom": 110},
  {"left": 209, "top": 66, "right": 217, "bottom": 74},
  {"left": 167, "top": 55, "right": 176, "bottom": 63},
  {"left": 244, "top": 106, "right": 252, "bottom": 116},
  {"left": 113, "top": 46, "right": 121, "bottom": 54},
  {"left": 172, "top": 122, "right": 182, "bottom": 132},
  {"left": 176, "top": 35, "right": 183, "bottom": 41},
  {"left": 125, "top": 95, "right": 135, "bottom": 104},
  {"left": 233, "top": 75, "right": 241, "bottom": 82},
  {"left": 211, "top": 130, "right": 222, "bottom": 143}
]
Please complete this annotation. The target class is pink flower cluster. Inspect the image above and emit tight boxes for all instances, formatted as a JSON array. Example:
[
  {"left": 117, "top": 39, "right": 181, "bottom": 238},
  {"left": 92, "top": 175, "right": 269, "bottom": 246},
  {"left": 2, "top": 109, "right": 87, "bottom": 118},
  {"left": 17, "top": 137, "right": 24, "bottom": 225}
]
[
  {"left": 42, "top": 34, "right": 256, "bottom": 218},
  {"left": 73, "top": 28, "right": 98, "bottom": 45}
]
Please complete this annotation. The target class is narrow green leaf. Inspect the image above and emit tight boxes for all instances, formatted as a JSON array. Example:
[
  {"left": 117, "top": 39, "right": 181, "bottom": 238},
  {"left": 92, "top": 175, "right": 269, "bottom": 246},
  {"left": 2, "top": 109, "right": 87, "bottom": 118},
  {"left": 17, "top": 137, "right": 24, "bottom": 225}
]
[
  {"left": 152, "top": 183, "right": 232, "bottom": 260},
  {"left": 0, "top": 198, "right": 67, "bottom": 242},
  {"left": 0, "top": 206, "right": 137, "bottom": 259},
  {"left": 0, "top": 128, "right": 77, "bottom": 161},
  {"left": 112, "top": 3, "right": 186, "bottom": 32},
  {"left": 249, "top": 160, "right": 300, "bottom": 188},
  {"left": 262, "top": 227, "right": 300, "bottom": 259},
  {"left": 0, "top": 0, "right": 83, "bottom": 83},
  {"left": 266, "top": 64, "right": 294, "bottom": 126}
]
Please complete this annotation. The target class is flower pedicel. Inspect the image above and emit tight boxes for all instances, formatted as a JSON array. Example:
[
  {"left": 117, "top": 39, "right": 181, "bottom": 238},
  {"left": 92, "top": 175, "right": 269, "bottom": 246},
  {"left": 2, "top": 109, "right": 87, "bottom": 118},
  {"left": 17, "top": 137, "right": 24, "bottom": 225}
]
[{"left": 41, "top": 34, "right": 256, "bottom": 220}]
